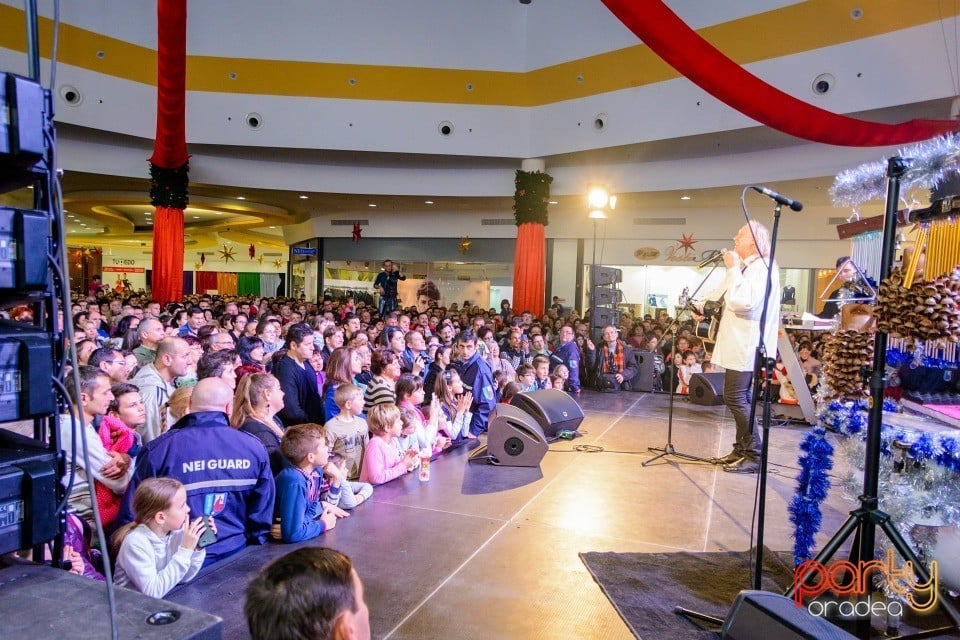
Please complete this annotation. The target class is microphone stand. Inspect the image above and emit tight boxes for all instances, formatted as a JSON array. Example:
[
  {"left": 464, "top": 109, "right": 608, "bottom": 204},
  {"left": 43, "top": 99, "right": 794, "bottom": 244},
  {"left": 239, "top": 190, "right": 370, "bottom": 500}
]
[
  {"left": 643, "top": 260, "right": 723, "bottom": 466},
  {"left": 674, "top": 205, "right": 784, "bottom": 631}
]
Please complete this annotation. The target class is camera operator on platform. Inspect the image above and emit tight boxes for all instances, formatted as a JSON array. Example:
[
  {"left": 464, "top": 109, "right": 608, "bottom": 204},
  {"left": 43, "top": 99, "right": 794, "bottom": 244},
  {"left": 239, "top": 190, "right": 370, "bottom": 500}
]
[{"left": 696, "top": 221, "right": 780, "bottom": 474}]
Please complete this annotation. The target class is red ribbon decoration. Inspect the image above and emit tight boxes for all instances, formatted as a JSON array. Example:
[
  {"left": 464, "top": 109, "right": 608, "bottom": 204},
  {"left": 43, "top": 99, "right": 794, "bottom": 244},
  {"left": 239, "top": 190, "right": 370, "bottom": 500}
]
[{"left": 600, "top": 0, "right": 960, "bottom": 146}]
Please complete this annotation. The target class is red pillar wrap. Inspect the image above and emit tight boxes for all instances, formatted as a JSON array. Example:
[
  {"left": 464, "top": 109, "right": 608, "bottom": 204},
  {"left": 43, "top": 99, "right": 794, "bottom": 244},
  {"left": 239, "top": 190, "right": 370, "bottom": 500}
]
[
  {"left": 601, "top": 0, "right": 960, "bottom": 146},
  {"left": 150, "top": 0, "right": 187, "bottom": 305},
  {"left": 512, "top": 222, "right": 546, "bottom": 317}
]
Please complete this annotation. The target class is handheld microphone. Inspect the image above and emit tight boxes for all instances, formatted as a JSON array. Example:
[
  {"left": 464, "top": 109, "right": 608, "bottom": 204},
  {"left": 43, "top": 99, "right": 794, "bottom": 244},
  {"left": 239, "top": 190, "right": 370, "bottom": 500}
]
[
  {"left": 698, "top": 250, "right": 726, "bottom": 269},
  {"left": 751, "top": 185, "right": 803, "bottom": 211}
]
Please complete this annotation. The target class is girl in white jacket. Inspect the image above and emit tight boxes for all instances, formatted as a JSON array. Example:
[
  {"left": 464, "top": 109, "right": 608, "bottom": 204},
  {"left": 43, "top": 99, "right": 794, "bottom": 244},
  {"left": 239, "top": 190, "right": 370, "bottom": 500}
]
[{"left": 112, "top": 477, "right": 213, "bottom": 598}]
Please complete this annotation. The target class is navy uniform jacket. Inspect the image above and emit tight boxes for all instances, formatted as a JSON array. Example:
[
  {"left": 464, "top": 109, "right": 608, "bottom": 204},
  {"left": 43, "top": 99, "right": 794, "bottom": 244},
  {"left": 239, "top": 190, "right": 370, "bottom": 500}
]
[
  {"left": 117, "top": 411, "right": 275, "bottom": 565},
  {"left": 550, "top": 341, "right": 583, "bottom": 391},
  {"left": 456, "top": 351, "right": 496, "bottom": 436}
]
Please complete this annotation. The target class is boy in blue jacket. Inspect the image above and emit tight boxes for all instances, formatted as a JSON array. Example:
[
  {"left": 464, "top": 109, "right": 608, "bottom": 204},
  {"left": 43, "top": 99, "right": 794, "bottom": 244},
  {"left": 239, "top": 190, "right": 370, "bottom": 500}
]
[{"left": 275, "top": 423, "right": 349, "bottom": 543}]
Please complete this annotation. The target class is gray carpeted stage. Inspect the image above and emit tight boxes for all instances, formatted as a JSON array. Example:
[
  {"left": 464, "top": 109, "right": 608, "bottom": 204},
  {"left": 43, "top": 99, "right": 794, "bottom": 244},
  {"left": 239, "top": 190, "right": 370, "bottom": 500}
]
[{"left": 164, "top": 391, "right": 858, "bottom": 639}]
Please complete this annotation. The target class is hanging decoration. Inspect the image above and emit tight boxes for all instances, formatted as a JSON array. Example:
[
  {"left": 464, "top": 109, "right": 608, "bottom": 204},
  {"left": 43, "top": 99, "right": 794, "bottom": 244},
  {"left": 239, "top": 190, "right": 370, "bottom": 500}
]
[
  {"left": 831, "top": 133, "right": 960, "bottom": 206},
  {"left": 194, "top": 262, "right": 202, "bottom": 271},
  {"left": 257, "top": 255, "right": 264, "bottom": 265},
  {"left": 788, "top": 425, "right": 834, "bottom": 566},
  {"left": 248, "top": 243, "right": 256, "bottom": 259},
  {"left": 513, "top": 170, "right": 552, "bottom": 226},
  {"left": 273, "top": 258, "right": 283, "bottom": 269},
  {"left": 218, "top": 245, "right": 236, "bottom": 263},
  {"left": 459, "top": 236, "right": 472, "bottom": 254},
  {"left": 600, "top": 0, "right": 960, "bottom": 148},
  {"left": 352, "top": 222, "right": 362, "bottom": 244},
  {"left": 199, "top": 252, "right": 205, "bottom": 265},
  {"left": 149, "top": 0, "right": 189, "bottom": 305}
]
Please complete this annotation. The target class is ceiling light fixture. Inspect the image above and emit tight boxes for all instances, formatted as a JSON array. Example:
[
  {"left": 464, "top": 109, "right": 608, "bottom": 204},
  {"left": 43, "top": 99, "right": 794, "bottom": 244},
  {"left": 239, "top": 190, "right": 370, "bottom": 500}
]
[
  {"left": 368, "top": 203, "right": 377, "bottom": 207},
  {"left": 424, "top": 200, "right": 434, "bottom": 205},
  {"left": 299, "top": 195, "right": 308, "bottom": 199},
  {"left": 680, "top": 195, "right": 692, "bottom": 200},
  {"left": 236, "top": 196, "right": 246, "bottom": 200}
]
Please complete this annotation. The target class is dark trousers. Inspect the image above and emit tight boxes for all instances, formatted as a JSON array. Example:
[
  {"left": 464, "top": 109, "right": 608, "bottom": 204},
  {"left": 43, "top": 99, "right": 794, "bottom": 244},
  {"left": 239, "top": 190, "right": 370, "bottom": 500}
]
[
  {"left": 378, "top": 295, "right": 398, "bottom": 317},
  {"left": 723, "top": 368, "right": 761, "bottom": 459}
]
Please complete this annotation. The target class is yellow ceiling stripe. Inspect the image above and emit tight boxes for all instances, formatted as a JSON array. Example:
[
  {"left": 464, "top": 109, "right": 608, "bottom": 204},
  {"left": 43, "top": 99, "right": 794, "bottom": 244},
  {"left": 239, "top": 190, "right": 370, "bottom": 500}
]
[{"left": 1, "top": 0, "right": 957, "bottom": 106}]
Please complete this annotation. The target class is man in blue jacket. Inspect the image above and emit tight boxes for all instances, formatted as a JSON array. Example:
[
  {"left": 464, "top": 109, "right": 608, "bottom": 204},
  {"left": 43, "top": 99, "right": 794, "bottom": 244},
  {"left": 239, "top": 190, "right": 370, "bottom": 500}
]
[
  {"left": 455, "top": 329, "right": 495, "bottom": 436},
  {"left": 117, "top": 378, "right": 275, "bottom": 566}
]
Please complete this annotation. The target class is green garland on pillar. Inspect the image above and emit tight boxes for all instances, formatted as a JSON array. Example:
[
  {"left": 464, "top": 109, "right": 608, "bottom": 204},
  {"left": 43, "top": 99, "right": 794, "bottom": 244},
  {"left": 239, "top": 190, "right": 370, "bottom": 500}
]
[
  {"left": 149, "top": 161, "right": 190, "bottom": 209},
  {"left": 513, "top": 169, "right": 553, "bottom": 226}
]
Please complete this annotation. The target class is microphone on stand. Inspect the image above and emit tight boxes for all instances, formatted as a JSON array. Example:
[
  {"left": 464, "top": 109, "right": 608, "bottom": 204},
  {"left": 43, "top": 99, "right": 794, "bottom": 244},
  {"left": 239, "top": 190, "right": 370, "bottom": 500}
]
[
  {"left": 698, "top": 249, "right": 726, "bottom": 269},
  {"left": 751, "top": 185, "right": 803, "bottom": 211}
]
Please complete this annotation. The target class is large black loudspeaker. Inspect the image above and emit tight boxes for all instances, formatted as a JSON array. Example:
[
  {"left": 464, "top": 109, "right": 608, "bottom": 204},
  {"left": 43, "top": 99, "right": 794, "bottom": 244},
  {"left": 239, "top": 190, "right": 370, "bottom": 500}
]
[
  {"left": 590, "top": 306, "right": 620, "bottom": 329},
  {"left": 631, "top": 350, "right": 660, "bottom": 392},
  {"left": 510, "top": 388, "right": 584, "bottom": 437},
  {"left": 591, "top": 266, "right": 622, "bottom": 286},
  {"left": 0, "top": 564, "right": 223, "bottom": 639},
  {"left": 473, "top": 404, "right": 548, "bottom": 467},
  {"left": 688, "top": 372, "right": 725, "bottom": 406},
  {"left": 721, "top": 591, "right": 856, "bottom": 639}
]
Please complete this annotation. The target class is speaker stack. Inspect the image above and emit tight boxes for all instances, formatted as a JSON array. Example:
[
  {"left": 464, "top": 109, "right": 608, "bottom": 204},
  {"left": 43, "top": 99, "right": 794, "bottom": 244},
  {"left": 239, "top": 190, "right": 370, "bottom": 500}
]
[
  {"left": 590, "top": 265, "right": 622, "bottom": 340},
  {"left": 0, "top": 64, "right": 63, "bottom": 560}
]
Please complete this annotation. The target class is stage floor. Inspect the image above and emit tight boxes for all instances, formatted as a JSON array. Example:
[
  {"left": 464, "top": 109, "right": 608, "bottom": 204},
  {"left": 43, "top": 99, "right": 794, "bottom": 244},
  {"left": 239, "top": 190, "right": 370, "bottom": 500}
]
[{"left": 165, "top": 391, "right": 857, "bottom": 639}]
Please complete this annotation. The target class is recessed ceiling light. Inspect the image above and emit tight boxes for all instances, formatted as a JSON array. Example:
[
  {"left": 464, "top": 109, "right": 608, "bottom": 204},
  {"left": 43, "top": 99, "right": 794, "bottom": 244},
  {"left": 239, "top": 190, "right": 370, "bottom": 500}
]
[
  {"left": 236, "top": 196, "right": 246, "bottom": 200},
  {"left": 214, "top": 212, "right": 222, "bottom": 215},
  {"left": 548, "top": 200, "right": 558, "bottom": 205},
  {"left": 27, "top": 185, "right": 33, "bottom": 190},
  {"left": 299, "top": 195, "right": 308, "bottom": 200},
  {"left": 268, "top": 226, "right": 277, "bottom": 229},
  {"left": 680, "top": 195, "right": 692, "bottom": 200},
  {"left": 424, "top": 200, "right": 434, "bottom": 205},
  {"left": 368, "top": 203, "right": 377, "bottom": 207},
  {"left": 192, "top": 216, "right": 200, "bottom": 219}
]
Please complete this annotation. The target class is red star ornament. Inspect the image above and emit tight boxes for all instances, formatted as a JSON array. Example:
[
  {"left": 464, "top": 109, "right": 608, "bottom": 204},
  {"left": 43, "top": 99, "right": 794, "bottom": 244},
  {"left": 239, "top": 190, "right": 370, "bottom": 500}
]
[
  {"left": 249, "top": 243, "right": 256, "bottom": 259},
  {"left": 677, "top": 233, "right": 698, "bottom": 252},
  {"left": 352, "top": 222, "right": 362, "bottom": 244}
]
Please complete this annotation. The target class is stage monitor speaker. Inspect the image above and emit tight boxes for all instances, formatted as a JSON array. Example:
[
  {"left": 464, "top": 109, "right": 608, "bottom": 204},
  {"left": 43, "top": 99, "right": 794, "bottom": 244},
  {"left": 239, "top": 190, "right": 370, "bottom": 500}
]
[
  {"left": 688, "top": 372, "right": 725, "bottom": 406},
  {"left": 0, "top": 564, "right": 223, "bottom": 639},
  {"left": 721, "top": 591, "right": 856, "bottom": 639},
  {"left": 474, "top": 404, "right": 548, "bottom": 467},
  {"left": 631, "top": 350, "right": 660, "bottom": 392},
  {"left": 591, "top": 286, "right": 621, "bottom": 306},
  {"left": 591, "top": 265, "right": 622, "bottom": 287},
  {"left": 510, "top": 388, "right": 584, "bottom": 438}
]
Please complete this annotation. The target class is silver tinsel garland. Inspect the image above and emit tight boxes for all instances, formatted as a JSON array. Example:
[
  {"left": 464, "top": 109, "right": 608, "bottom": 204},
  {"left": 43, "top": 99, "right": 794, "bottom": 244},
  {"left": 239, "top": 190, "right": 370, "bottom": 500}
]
[{"left": 831, "top": 133, "right": 960, "bottom": 207}]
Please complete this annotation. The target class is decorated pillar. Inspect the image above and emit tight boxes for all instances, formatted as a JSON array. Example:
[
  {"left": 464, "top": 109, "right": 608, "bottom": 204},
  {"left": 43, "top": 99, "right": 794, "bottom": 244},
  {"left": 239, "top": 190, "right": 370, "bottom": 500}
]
[
  {"left": 511, "top": 158, "right": 552, "bottom": 316},
  {"left": 149, "top": 0, "right": 188, "bottom": 304}
]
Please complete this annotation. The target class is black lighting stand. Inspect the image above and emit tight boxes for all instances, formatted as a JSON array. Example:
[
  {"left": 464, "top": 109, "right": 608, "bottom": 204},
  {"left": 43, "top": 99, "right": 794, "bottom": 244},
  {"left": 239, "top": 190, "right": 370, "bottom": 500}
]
[
  {"left": 643, "top": 262, "right": 721, "bottom": 467},
  {"left": 783, "top": 158, "right": 960, "bottom": 640}
]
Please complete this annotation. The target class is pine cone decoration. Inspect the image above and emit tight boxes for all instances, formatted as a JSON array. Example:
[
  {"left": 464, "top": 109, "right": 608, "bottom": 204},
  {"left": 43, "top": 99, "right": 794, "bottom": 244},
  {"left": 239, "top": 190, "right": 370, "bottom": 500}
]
[{"left": 819, "top": 329, "right": 874, "bottom": 401}]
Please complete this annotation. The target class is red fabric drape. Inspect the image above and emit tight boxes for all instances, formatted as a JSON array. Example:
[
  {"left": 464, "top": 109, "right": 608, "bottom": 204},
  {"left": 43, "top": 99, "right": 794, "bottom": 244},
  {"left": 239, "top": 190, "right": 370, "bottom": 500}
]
[
  {"left": 150, "top": 0, "right": 187, "bottom": 305},
  {"left": 601, "top": 0, "right": 960, "bottom": 146},
  {"left": 152, "top": 206, "right": 185, "bottom": 301},
  {"left": 150, "top": 0, "right": 188, "bottom": 169},
  {"left": 511, "top": 222, "right": 545, "bottom": 316},
  {"left": 196, "top": 271, "right": 218, "bottom": 293}
]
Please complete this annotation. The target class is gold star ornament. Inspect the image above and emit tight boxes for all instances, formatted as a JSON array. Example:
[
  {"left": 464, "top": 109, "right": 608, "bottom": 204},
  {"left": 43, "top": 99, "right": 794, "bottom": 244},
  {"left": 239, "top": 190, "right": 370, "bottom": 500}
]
[
  {"left": 459, "top": 236, "right": 472, "bottom": 254},
  {"left": 273, "top": 258, "right": 283, "bottom": 269},
  {"left": 218, "top": 245, "right": 236, "bottom": 263}
]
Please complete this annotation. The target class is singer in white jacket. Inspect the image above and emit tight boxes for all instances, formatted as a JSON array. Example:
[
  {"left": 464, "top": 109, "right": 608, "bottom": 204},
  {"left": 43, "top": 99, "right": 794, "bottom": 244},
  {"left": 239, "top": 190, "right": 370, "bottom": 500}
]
[{"left": 700, "top": 221, "right": 780, "bottom": 474}]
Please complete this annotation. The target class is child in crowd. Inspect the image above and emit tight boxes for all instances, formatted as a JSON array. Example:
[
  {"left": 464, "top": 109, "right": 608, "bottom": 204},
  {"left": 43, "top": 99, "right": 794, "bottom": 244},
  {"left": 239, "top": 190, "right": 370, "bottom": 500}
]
[
  {"left": 396, "top": 375, "right": 450, "bottom": 453},
  {"left": 550, "top": 373, "right": 565, "bottom": 390},
  {"left": 531, "top": 355, "right": 551, "bottom": 390},
  {"left": 499, "top": 381, "right": 521, "bottom": 405},
  {"left": 95, "top": 383, "right": 144, "bottom": 528},
  {"left": 433, "top": 369, "right": 474, "bottom": 442},
  {"left": 677, "top": 350, "right": 702, "bottom": 395},
  {"left": 516, "top": 364, "right": 537, "bottom": 392},
  {"left": 552, "top": 363, "right": 570, "bottom": 391},
  {"left": 112, "top": 477, "right": 211, "bottom": 598},
  {"left": 359, "top": 404, "right": 418, "bottom": 485},
  {"left": 321, "top": 385, "right": 374, "bottom": 509},
  {"left": 275, "top": 424, "right": 348, "bottom": 543}
]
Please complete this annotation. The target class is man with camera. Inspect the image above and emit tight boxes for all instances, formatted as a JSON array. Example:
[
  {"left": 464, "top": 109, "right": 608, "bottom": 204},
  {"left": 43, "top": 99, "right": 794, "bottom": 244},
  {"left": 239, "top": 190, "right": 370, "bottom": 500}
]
[{"left": 585, "top": 325, "right": 637, "bottom": 392}]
